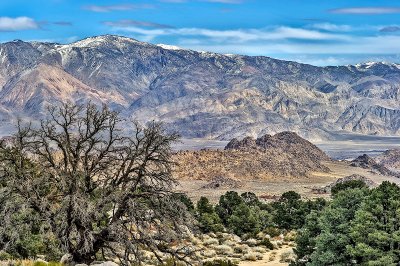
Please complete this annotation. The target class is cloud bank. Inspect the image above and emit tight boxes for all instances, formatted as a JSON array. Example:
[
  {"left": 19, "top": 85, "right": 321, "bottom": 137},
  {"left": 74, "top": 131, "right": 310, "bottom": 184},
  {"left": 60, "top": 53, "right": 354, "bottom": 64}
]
[
  {"left": 0, "top": 17, "right": 39, "bottom": 31},
  {"left": 82, "top": 4, "right": 154, "bottom": 12},
  {"left": 329, "top": 7, "right": 400, "bottom": 14},
  {"left": 103, "top": 21, "right": 400, "bottom": 65},
  {"left": 109, "top": 25, "right": 349, "bottom": 42},
  {"left": 103, "top": 20, "right": 172, "bottom": 29}
]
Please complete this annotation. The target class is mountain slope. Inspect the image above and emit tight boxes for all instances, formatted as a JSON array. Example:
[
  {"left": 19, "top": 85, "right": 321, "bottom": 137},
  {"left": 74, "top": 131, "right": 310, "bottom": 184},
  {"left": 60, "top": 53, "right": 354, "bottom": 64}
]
[
  {"left": 1, "top": 35, "right": 400, "bottom": 140},
  {"left": 0, "top": 63, "right": 111, "bottom": 115}
]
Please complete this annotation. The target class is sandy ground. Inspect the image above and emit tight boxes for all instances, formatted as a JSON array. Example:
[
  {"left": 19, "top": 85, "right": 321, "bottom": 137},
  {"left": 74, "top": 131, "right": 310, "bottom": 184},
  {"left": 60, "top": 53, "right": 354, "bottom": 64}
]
[{"left": 176, "top": 160, "right": 400, "bottom": 203}]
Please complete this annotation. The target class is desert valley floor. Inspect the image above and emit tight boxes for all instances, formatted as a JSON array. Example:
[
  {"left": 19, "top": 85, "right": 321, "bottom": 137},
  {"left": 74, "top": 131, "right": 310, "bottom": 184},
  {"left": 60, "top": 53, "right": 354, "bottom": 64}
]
[
  {"left": 177, "top": 160, "right": 400, "bottom": 202},
  {"left": 174, "top": 136, "right": 400, "bottom": 202}
]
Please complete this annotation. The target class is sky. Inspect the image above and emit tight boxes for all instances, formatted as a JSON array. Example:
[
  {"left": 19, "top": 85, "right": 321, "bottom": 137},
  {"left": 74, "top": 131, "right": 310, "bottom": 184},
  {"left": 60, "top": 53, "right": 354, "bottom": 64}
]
[{"left": 1, "top": 0, "right": 400, "bottom": 66}]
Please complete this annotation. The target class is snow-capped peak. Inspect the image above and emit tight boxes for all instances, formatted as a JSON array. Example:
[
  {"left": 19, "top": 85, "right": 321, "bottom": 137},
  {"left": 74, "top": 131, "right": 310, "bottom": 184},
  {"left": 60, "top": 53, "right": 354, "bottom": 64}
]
[
  {"left": 354, "top": 61, "right": 400, "bottom": 70},
  {"left": 67, "top": 35, "right": 141, "bottom": 48},
  {"left": 156, "top": 44, "right": 183, "bottom": 51}
]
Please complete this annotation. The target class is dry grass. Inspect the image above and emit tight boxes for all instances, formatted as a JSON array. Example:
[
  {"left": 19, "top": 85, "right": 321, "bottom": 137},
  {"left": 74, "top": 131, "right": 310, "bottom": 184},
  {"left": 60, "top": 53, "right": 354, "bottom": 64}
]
[
  {"left": 0, "top": 261, "right": 62, "bottom": 266},
  {"left": 173, "top": 147, "right": 329, "bottom": 181}
]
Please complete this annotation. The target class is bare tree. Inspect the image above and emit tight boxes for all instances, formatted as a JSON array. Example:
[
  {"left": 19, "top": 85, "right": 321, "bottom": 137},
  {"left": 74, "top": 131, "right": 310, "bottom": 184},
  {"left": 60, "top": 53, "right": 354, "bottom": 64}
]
[{"left": 0, "top": 103, "right": 193, "bottom": 264}]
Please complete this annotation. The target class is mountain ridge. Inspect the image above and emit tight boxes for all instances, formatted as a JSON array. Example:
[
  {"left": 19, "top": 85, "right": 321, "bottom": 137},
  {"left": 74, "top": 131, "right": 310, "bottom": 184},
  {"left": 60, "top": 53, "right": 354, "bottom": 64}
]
[{"left": 1, "top": 34, "right": 400, "bottom": 140}]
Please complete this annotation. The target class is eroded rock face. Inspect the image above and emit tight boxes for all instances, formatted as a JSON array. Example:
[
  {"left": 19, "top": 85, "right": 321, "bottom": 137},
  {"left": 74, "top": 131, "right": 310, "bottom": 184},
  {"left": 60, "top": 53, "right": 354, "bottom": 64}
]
[
  {"left": 350, "top": 154, "right": 396, "bottom": 176},
  {"left": 375, "top": 149, "right": 400, "bottom": 170},
  {"left": 351, "top": 154, "right": 379, "bottom": 169},
  {"left": 225, "top": 132, "right": 330, "bottom": 161},
  {"left": 1, "top": 36, "right": 400, "bottom": 139},
  {"left": 174, "top": 132, "right": 331, "bottom": 180},
  {"left": 225, "top": 136, "right": 257, "bottom": 150}
]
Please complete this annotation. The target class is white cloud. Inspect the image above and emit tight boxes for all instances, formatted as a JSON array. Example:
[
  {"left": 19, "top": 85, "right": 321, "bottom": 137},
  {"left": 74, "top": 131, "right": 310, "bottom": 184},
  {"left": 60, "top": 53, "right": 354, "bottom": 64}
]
[
  {"left": 82, "top": 4, "right": 154, "bottom": 12},
  {"left": 329, "top": 7, "right": 400, "bottom": 14},
  {"left": 109, "top": 25, "right": 349, "bottom": 42},
  {"left": 175, "top": 34, "right": 400, "bottom": 55},
  {"left": 0, "top": 17, "right": 39, "bottom": 31},
  {"left": 104, "top": 22, "right": 400, "bottom": 65},
  {"left": 310, "top": 23, "right": 352, "bottom": 32},
  {"left": 103, "top": 20, "right": 172, "bottom": 29}
]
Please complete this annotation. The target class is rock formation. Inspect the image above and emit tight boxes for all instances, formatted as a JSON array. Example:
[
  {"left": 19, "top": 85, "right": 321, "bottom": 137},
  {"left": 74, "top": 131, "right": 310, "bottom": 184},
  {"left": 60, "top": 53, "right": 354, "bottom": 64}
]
[
  {"left": 375, "top": 149, "right": 400, "bottom": 171},
  {"left": 351, "top": 154, "right": 397, "bottom": 176},
  {"left": 173, "top": 132, "right": 330, "bottom": 180}
]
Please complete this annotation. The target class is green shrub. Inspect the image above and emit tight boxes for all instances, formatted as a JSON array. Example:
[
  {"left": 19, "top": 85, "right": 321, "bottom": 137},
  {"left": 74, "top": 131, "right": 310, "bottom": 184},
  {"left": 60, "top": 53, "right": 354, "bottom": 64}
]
[
  {"left": 215, "top": 191, "right": 244, "bottom": 224},
  {"left": 159, "top": 257, "right": 186, "bottom": 266},
  {"left": 258, "top": 238, "right": 274, "bottom": 250},
  {"left": 33, "top": 261, "right": 48, "bottom": 266},
  {"left": 283, "top": 231, "right": 297, "bottom": 242},
  {"left": 263, "top": 227, "right": 281, "bottom": 238},
  {"left": 331, "top": 180, "right": 367, "bottom": 196},
  {"left": 198, "top": 212, "right": 224, "bottom": 233},
  {"left": 227, "top": 204, "right": 261, "bottom": 236},
  {"left": 47, "top": 262, "right": 63, "bottom": 266},
  {"left": 241, "top": 192, "right": 261, "bottom": 207},
  {"left": 272, "top": 191, "right": 305, "bottom": 230},
  {"left": 233, "top": 245, "right": 248, "bottom": 254},
  {"left": 280, "top": 250, "right": 295, "bottom": 263},
  {"left": 0, "top": 250, "right": 12, "bottom": 260},
  {"left": 197, "top": 197, "right": 224, "bottom": 233},
  {"left": 174, "top": 193, "right": 195, "bottom": 212}
]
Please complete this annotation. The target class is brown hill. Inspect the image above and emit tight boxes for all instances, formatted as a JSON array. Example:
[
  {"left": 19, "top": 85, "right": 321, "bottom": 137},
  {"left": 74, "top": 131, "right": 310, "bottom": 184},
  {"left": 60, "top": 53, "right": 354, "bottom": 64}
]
[
  {"left": 173, "top": 132, "right": 330, "bottom": 180},
  {"left": 225, "top": 131, "right": 330, "bottom": 161}
]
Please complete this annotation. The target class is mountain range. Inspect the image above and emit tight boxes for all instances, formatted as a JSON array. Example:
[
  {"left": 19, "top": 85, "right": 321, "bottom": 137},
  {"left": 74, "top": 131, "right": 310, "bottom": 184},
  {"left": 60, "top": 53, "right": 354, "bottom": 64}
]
[{"left": 1, "top": 35, "right": 400, "bottom": 140}]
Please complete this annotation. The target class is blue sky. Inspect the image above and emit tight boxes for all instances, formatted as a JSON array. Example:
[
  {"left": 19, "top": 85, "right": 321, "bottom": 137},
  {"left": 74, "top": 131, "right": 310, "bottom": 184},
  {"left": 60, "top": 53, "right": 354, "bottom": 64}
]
[{"left": 1, "top": 0, "right": 400, "bottom": 65}]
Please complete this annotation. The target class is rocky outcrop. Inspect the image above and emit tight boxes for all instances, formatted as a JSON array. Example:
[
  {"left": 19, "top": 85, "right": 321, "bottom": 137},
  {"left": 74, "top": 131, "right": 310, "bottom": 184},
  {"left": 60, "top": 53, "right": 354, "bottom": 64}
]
[
  {"left": 375, "top": 149, "right": 400, "bottom": 171},
  {"left": 60, "top": 254, "right": 74, "bottom": 266},
  {"left": 2, "top": 36, "right": 400, "bottom": 139},
  {"left": 351, "top": 154, "right": 396, "bottom": 176},
  {"left": 351, "top": 154, "right": 380, "bottom": 169},
  {"left": 173, "top": 133, "right": 330, "bottom": 180},
  {"left": 312, "top": 174, "right": 376, "bottom": 194},
  {"left": 225, "top": 136, "right": 258, "bottom": 150},
  {"left": 201, "top": 176, "right": 243, "bottom": 189},
  {"left": 225, "top": 132, "right": 330, "bottom": 161}
]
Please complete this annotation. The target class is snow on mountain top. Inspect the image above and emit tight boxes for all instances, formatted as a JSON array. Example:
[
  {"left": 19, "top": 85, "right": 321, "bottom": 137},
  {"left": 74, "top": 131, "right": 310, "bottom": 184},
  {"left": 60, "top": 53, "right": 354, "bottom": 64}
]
[
  {"left": 156, "top": 44, "right": 183, "bottom": 51},
  {"left": 354, "top": 61, "right": 400, "bottom": 69},
  {"left": 67, "top": 35, "right": 142, "bottom": 48}
]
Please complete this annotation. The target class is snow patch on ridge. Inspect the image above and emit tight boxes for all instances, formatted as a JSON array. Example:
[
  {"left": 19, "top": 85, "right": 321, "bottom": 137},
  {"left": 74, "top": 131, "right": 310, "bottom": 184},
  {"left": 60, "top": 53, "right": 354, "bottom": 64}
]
[{"left": 156, "top": 44, "right": 183, "bottom": 51}]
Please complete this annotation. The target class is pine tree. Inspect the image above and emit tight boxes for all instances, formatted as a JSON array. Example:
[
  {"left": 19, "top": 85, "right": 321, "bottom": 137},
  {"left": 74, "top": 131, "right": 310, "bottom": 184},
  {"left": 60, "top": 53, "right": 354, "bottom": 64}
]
[{"left": 348, "top": 182, "right": 400, "bottom": 265}]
